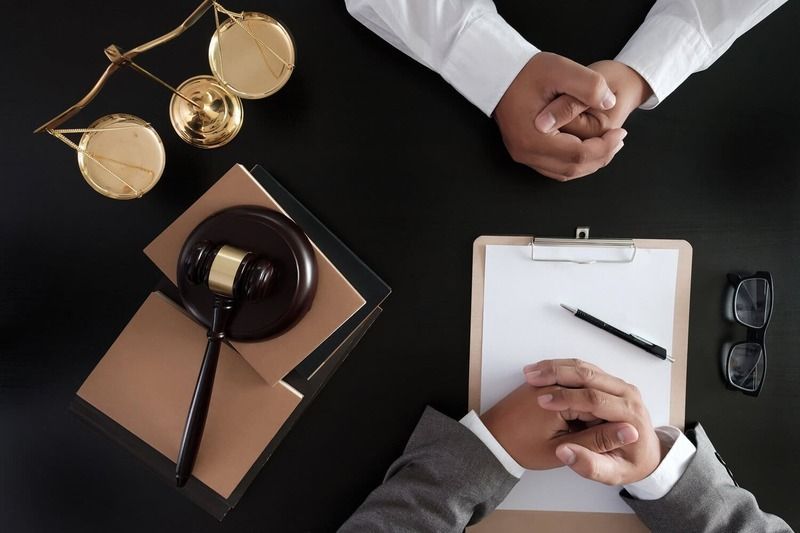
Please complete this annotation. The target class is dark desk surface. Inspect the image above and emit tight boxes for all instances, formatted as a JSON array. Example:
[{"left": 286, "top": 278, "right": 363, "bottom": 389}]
[{"left": 4, "top": 1, "right": 800, "bottom": 531}]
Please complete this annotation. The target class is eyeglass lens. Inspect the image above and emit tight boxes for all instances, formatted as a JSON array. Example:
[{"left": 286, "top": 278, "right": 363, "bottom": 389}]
[
  {"left": 734, "top": 278, "right": 771, "bottom": 328},
  {"left": 728, "top": 342, "right": 765, "bottom": 391}
]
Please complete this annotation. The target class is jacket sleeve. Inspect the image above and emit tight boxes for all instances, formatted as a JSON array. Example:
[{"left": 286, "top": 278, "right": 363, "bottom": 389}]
[
  {"left": 339, "top": 406, "right": 519, "bottom": 533},
  {"left": 622, "top": 423, "right": 794, "bottom": 533}
]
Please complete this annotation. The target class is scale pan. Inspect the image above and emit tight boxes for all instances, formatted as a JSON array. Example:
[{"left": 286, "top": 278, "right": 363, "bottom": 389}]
[
  {"left": 77, "top": 113, "right": 165, "bottom": 200},
  {"left": 209, "top": 12, "right": 295, "bottom": 99}
]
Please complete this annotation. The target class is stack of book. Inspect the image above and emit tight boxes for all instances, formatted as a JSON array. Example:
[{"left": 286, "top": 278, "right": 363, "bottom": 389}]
[{"left": 72, "top": 164, "right": 390, "bottom": 519}]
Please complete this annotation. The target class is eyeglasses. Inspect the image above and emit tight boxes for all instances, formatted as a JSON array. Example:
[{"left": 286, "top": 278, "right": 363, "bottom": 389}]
[
  {"left": 722, "top": 271, "right": 773, "bottom": 396},
  {"left": 34, "top": 0, "right": 295, "bottom": 200}
]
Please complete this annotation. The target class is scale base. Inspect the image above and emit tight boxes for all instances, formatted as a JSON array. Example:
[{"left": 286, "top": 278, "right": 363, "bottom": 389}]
[{"left": 169, "top": 75, "right": 243, "bottom": 149}]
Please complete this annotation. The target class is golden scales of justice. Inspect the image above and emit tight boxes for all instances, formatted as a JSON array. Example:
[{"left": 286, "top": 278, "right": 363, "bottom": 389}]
[{"left": 34, "top": 0, "right": 295, "bottom": 199}]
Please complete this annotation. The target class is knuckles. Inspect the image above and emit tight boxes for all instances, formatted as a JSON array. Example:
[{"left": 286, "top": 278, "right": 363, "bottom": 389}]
[
  {"left": 561, "top": 164, "right": 581, "bottom": 179},
  {"left": 540, "top": 360, "right": 557, "bottom": 377},
  {"left": 555, "top": 98, "right": 584, "bottom": 123},
  {"left": 506, "top": 140, "right": 533, "bottom": 165},
  {"left": 507, "top": 136, "right": 541, "bottom": 165},
  {"left": 569, "top": 149, "right": 590, "bottom": 166},
  {"left": 594, "top": 429, "right": 615, "bottom": 453},
  {"left": 574, "top": 361, "right": 595, "bottom": 382},
  {"left": 627, "top": 383, "right": 642, "bottom": 399},
  {"left": 584, "top": 388, "right": 605, "bottom": 407},
  {"left": 586, "top": 461, "right": 603, "bottom": 482},
  {"left": 509, "top": 147, "right": 527, "bottom": 165},
  {"left": 587, "top": 73, "right": 608, "bottom": 106}
]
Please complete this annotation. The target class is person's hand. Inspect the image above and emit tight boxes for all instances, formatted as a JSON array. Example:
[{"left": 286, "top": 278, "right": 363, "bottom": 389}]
[
  {"left": 535, "top": 60, "right": 653, "bottom": 140},
  {"left": 523, "top": 358, "right": 664, "bottom": 484},
  {"left": 480, "top": 383, "right": 641, "bottom": 470},
  {"left": 494, "top": 53, "right": 628, "bottom": 182}
]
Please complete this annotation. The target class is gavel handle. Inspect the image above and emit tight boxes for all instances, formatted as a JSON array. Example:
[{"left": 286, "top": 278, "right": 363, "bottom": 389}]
[{"left": 175, "top": 297, "right": 234, "bottom": 487}]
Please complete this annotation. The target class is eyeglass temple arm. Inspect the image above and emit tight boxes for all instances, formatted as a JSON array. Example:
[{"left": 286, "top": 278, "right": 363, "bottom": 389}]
[{"left": 33, "top": 0, "right": 216, "bottom": 133}]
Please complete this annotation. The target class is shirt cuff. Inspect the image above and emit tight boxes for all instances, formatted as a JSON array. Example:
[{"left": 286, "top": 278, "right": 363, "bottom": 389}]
[
  {"left": 460, "top": 410, "right": 526, "bottom": 478},
  {"left": 440, "top": 11, "right": 538, "bottom": 116},
  {"left": 615, "top": 14, "right": 711, "bottom": 110},
  {"left": 623, "top": 426, "right": 696, "bottom": 500}
]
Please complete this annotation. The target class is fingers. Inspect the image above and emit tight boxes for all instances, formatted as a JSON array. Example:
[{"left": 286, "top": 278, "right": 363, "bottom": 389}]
[
  {"left": 546, "top": 128, "right": 626, "bottom": 163},
  {"left": 534, "top": 95, "right": 589, "bottom": 134},
  {"left": 555, "top": 443, "right": 625, "bottom": 486},
  {"left": 558, "top": 408, "right": 601, "bottom": 423},
  {"left": 556, "top": 422, "right": 639, "bottom": 454},
  {"left": 559, "top": 111, "right": 608, "bottom": 139},
  {"left": 524, "top": 359, "right": 632, "bottom": 396},
  {"left": 528, "top": 128, "right": 627, "bottom": 181},
  {"left": 537, "top": 387, "right": 632, "bottom": 422}
]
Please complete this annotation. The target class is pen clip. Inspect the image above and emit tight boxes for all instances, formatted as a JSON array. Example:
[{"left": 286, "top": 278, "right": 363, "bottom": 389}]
[{"left": 630, "top": 333, "right": 654, "bottom": 346}]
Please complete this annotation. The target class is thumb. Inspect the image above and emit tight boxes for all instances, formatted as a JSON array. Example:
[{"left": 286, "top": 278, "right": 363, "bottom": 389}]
[
  {"left": 557, "top": 422, "right": 639, "bottom": 454},
  {"left": 552, "top": 60, "right": 616, "bottom": 112},
  {"left": 555, "top": 443, "right": 625, "bottom": 486}
]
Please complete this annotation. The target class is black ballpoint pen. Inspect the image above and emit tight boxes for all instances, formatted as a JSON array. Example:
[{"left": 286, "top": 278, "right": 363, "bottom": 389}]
[{"left": 560, "top": 303, "right": 674, "bottom": 363}]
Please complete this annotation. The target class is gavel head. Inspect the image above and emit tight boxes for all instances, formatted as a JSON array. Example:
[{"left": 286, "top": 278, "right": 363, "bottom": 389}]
[
  {"left": 183, "top": 240, "right": 276, "bottom": 301},
  {"left": 177, "top": 206, "right": 318, "bottom": 342}
]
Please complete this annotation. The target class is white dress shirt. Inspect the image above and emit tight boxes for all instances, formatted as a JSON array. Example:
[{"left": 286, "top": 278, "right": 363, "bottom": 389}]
[
  {"left": 460, "top": 410, "right": 695, "bottom": 500},
  {"left": 346, "top": 0, "right": 786, "bottom": 115}
]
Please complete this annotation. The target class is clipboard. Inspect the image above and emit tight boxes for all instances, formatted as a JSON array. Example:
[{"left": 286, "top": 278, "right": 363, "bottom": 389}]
[{"left": 468, "top": 235, "right": 692, "bottom": 533}]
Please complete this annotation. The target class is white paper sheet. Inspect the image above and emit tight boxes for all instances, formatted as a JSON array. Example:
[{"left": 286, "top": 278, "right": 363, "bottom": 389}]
[{"left": 481, "top": 244, "right": 679, "bottom": 513}]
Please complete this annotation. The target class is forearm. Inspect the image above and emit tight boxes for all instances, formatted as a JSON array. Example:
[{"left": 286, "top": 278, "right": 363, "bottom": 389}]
[
  {"left": 615, "top": 0, "right": 787, "bottom": 108},
  {"left": 344, "top": 0, "right": 537, "bottom": 115},
  {"left": 623, "top": 423, "right": 794, "bottom": 533},
  {"left": 339, "top": 407, "right": 519, "bottom": 533}
]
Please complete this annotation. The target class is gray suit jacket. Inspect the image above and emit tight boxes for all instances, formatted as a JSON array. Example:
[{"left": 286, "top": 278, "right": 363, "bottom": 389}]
[{"left": 340, "top": 407, "right": 793, "bottom": 533}]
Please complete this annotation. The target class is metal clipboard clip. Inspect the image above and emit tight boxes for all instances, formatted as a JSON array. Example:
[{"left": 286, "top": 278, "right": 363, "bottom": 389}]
[{"left": 530, "top": 227, "right": 637, "bottom": 264}]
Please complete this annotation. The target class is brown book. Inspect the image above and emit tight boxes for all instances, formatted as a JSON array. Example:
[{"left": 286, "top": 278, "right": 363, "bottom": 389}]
[
  {"left": 77, "top": 292, "right": 302, "bottom": 499},
  {"left": 144, "top": 164, "right": 366, "bottom": 385}
]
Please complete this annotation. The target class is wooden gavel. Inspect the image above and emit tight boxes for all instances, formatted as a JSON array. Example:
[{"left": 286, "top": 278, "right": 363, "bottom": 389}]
[
  {"left": 175, "top": 206, "right": 318, "bottom": 488},
  {"left": 175, "top": 242, "right": 275, "bottom": 487}
]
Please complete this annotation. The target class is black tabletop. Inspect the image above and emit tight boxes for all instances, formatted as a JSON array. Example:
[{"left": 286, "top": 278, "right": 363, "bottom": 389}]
[{"left": 4, "top": 1, "right": 800, "bottom": 531}]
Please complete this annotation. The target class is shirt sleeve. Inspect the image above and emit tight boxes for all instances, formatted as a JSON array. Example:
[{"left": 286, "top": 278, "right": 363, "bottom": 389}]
[
  {"left": 345, "top": 0, "right": 539, "bottom": 116},
  {"left": 615, "top": 0, "right": 788, "bottom": 109},
  {"left": 624, "top": 426, "right": 696, "bottom": 500},
  {"left": 460, "top": 411, "right": 526, "bottom": 478}
]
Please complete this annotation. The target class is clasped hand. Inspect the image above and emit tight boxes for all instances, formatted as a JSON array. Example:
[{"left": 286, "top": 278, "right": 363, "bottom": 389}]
[
  {"left": 481, "top": 358, "right": 662, "bottom": 485},
  {"left": 494, "top": 53, "right": 652, "bottom": 181}
]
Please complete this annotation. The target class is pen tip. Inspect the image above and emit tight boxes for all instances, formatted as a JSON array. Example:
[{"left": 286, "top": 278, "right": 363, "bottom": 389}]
[{"left": 560, "top": 303, "right": 577, "bottom": 314}]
